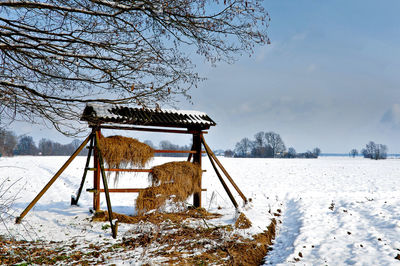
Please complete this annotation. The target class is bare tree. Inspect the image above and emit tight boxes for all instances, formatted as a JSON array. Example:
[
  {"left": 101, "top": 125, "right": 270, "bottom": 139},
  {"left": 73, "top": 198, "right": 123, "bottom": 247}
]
[
  {"left": 14, "top": 135, "right": 37, "bottom": 155},
  {"left": 253, "top": 131, "right": 266, "bottom": 148},
  {"left": 251, "top": 131, "right": 273, "bottom": 157},
  {"left": 362, "top": 141, "right": 387, "bottom": 160},
  {"left": 313, "top": 147, "right": 321, "bottom": 157},
  {"left": 349, "top": 149, "right": 358, "bottom": 158},
  {"left": 264, "top": 131, "right": 286, "bottom": 158},
  {"left": 365, "top": 141, "right": 376, "bottom": 159},
  {"left": 224, "top": 149, "right": 234, "bottom": 157},
  {"left": 374, "top": 144, "right": 387, "bottom": 160},
  {"left": 0, "top": 1, "right": 270, "bottom": 135},
  {"left": 0, "top": 129, "right": 17, "bottom": 156},
  {"left": 234, "top": 137, "right": 252, "bottom": 157},
  {"left": 287, "top": 147, "right": 296, "bottom": 158},
  {"left": 38, "top": 138, "right": 53, "bottom": 155}
]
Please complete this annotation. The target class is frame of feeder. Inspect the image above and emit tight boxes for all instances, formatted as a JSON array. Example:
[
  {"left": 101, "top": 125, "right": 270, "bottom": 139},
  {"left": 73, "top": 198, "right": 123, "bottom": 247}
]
[{"left": 15, "top": 106, "right": 247, "bottom": 239}]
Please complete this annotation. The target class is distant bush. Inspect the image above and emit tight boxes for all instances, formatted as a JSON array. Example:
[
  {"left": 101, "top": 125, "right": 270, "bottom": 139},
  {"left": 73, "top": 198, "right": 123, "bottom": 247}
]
[{"left": 361, "top": 141, "right": 387, "bottom": 160}]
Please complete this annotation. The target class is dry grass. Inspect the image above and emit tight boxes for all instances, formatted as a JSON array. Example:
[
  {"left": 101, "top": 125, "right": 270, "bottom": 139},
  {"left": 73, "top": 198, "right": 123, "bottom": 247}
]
[
  {"left": 98, "top": 135, "right": 154, "bottom": 181},
  {"left": 92, "top": 210, "right": 276, "bottom": 265},
  {"left": 3, "top": 213, "right": 276, "bottom": 265},
  {"left": 136, "top": 161, "right": 202, "bottom": 214},
  {"left": 234, "top": 212, "right": 252, "bottom": 229},
  {"left": 118, "top": 217, "right": 277, "bottom": 265},
  {"left": 224, "top": 218, "right": 276, "bottom": 265},
  {"left": 92, "top": 208, "right": 221, "bottom": 225}
]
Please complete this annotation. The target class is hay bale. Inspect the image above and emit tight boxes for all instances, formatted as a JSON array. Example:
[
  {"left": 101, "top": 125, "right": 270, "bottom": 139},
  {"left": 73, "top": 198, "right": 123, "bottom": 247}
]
[
  {"left": 135, "top": 185, "right": 170, "bottom": 213},
  {"left": 136, "top": 161, "right": 202, "bottom": 214},
  {"left": 98, "top": 135, "right": 154, "bottom": 180},
  {"left": 150, "top": 161, "right": 202, "bottom": 191},
  {"left": 234, "top": 213, "right": 252, "bottom": 229}
]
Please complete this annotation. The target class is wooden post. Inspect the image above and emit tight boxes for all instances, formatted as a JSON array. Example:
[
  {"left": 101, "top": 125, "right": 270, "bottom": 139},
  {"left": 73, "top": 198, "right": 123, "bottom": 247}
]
[
  {"left": 93, "top": 128, "right": 101, "bottom": 212},
  {"left": 201, "top": 136, "right": 247, "bottom": 204},
  {"left": 95, "top": 131, "right": 118, "bottom": 239},
  {"left": 203, "top": 147, "right": 238, "bottom": 208},
  {"left": 187, "top": 144, "right": 194, "bottom": 162},
  {"left": 192, "top": 130, "right": 202, "bottom": 208}
]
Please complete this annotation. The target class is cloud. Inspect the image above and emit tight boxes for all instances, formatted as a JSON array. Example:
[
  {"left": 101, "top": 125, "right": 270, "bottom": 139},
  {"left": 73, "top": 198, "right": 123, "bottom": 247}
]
[
  {"left": 292, "top": 32, "right": 307, "bottom": 41},
  {"left": 381, "top": 104, "right": 400, "bottom": 129}
]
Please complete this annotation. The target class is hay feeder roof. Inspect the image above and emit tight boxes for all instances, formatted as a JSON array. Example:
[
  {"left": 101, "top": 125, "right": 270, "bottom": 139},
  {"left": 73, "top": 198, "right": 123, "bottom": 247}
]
[{"left": 81, "top": 103, "right": 216, "bottom": 130}]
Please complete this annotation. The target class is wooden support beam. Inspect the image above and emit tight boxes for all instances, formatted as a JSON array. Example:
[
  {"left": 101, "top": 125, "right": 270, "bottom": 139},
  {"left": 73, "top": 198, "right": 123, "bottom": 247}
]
[
  {"left": 154, "top": 149, "right": 205, "bottom": 154},
  {"left": 87, "top": 188, "right": 207, "bottom": 193},
  {"left": 203, "top": 147, "right": 238, "bottom": 208},
  {"left": 93, "top": 129, "right": 101, "bottom": 211},
  {"left": 92, "top": 125, "right": 208, "bottom": 135},
  {"left": 86, "top": 168, "right": 206, "bottom": 173},
  {"left": 95, "top": 132, "right": 118, "bottom": 239},
  {"left": 16, "top": 134, "right": 91, "bottom": 224},
  {"left": 201, "top": 136, "right": 248, "bottom": 204},
  {"left": 87, "top": 168, "right": 153, "bottom": 173},
  {"left": 192, "top": 131, "right": 203, "bottom": 207}
]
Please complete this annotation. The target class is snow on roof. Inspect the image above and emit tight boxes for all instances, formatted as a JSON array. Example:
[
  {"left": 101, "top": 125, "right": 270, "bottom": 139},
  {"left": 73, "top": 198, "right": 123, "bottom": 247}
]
[{"left": 81, "top": 103, "right": 216, "bottom": 129}]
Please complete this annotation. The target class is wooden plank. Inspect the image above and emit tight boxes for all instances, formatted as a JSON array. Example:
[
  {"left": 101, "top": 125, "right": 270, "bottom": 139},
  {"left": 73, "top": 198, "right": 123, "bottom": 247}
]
[
  {"left": 88, "top": 168, "right": 153, "bottom": 172},
  {"left": 87, "top": 188, "right": 207, "bottom": 193},
  {"left": 203, "top": 147, "right": 238, "bottom": 208},
  {"left": 92, "top": 125, "right": 208, "bottom": 135},
  {"left": 201, "top": 136, "right": 248, "bottom": 204},
  {"left": 154, "top": 149, "right": 204, "bottom": 154},
  {"left": 87, "top": 168, "right": 152, "bottom": 172},
  {"left": 87, "top": 168, "right": 206, "bottom": 173}
]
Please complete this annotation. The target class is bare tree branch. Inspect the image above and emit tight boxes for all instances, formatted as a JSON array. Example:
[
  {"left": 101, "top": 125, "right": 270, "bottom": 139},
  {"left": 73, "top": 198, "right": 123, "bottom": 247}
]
[{"left": 0, "top": 0, "right": 269, "bottom": 135}]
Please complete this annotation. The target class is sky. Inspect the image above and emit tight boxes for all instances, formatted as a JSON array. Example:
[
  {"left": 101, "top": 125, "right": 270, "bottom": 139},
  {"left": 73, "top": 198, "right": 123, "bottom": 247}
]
[{"left": 7, "top": 0, "right": 400, "bottom": 153}]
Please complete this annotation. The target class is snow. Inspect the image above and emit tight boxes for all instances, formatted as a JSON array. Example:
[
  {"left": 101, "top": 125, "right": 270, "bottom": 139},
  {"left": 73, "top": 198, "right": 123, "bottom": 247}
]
[
  {"left": 87, "top": 103, "right": 214, "bottom": 125},
  {"left": 1, "top": 156, "right": 400, "bottom": 264}
]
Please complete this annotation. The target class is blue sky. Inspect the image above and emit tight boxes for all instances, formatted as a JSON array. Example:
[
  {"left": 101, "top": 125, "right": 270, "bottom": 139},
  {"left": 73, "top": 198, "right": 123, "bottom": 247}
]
[
  {"left": 9, "top": 1, "right": 400, "bottom": 153},
  {"left": 181, "top": 0, "right": 400, "bottom": 153}
]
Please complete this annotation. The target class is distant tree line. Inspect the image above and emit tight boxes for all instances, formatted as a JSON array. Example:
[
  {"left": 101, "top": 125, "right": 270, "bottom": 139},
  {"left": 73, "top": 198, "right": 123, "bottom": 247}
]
[
  {"left": 0, "top": 129, "right": 194, "bottom": 158},
  {"left": 226, "top": 131, "right": 321, "bottom": 159},
  {"left": 349, "top": 141, "right": 388, "bottom": 160},
  {"left": 143, "top": 140, "right": 191, "bottom": 157},
  {"left": 0, "top": 129, "right": 87, "bottom": 157}
]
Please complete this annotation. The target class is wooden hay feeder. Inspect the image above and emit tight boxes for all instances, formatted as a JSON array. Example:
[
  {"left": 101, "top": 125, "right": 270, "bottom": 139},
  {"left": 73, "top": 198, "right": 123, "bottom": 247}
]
[{"left": 15, "top": 104, "right": 247, "bottom": 238}]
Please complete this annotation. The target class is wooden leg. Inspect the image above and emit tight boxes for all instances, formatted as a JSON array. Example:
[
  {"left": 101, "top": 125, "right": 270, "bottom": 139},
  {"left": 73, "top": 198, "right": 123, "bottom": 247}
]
[
  {"left": 95, "top": 131, "right": 118, "bottom": 239},
  {"left": 201, "top": 136, "right": 247, "bottom": 204},
  {"left": 204, "top": 148, "right": 238, "bottom": 208},
  {"left": 192, "top": 132, "right": 202, "bottom": 208},
  {"left": 93, "top": 129, "right": 101, "bottom": 211}
]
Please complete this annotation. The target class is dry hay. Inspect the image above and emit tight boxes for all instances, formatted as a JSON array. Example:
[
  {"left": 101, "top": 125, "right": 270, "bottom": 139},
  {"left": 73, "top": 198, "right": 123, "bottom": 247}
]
[
  {"left": 92, "top": 209, "right": 276, "bottom": 265},
  {"left": 224, "top": 218, "right": 276, "bottom": 265},
  {"left": 98, "top": 135, "right": 154, "bottom": 180},
  {"left": 234, "top": 212, "right": 252, "bottom": 229},
  {"left": 117, "top": 217, "right": 277, "bottom": 265},
  {"left": 136, "top": 161, "right": 202, "bottom": 214},
  {"left": 92, "top": 208, "right": 221, "bottom": 225}
]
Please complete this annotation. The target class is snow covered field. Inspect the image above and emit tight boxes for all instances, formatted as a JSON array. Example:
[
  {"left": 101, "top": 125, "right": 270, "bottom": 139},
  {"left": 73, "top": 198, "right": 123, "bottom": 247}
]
[{"left": 1, "top": 156, "right": 400, "bottom": 264}]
